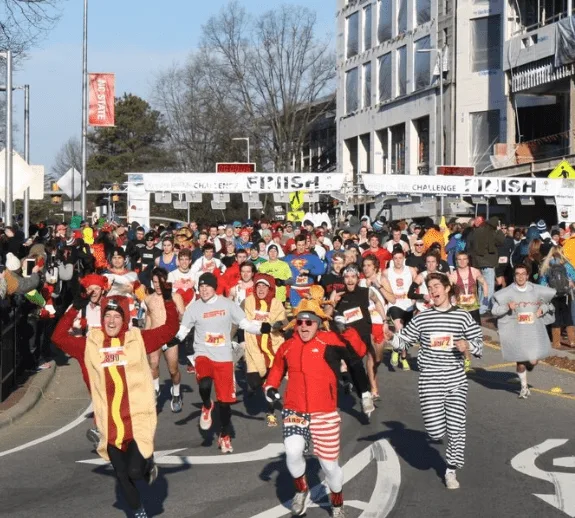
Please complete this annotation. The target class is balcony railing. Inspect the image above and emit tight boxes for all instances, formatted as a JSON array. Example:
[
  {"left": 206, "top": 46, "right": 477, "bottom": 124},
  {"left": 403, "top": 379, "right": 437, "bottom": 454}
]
[{"left": 511, "top": 56, "right": 575, "bottom": 92}]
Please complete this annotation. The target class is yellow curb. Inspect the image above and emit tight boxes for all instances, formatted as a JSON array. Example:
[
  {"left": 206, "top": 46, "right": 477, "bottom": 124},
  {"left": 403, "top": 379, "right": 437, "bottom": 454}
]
[
  {"left": 483, "top": 341, "right": 501, "bottom": 350},
  {"left": 551, "top": 387, "right": 563, "bottom": 393},
  {"left": 484, "top": 362, "right": 516, "bottom": 370},
  {"left": 541, "top": 362, "right": 575, "bottom": 376}
]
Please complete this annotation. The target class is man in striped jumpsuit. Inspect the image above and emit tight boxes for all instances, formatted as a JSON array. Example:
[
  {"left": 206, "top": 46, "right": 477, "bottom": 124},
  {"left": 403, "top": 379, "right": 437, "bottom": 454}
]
[
  {"left": 392, "top": 273, "right": 483, "bottom": 489},
  {"left": 264, "top": 299, "right": 374, "bottom": 518}
]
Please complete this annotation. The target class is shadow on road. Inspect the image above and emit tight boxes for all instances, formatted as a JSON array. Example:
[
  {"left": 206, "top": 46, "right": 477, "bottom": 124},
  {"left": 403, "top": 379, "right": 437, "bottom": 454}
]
[{"left": 467, "top": 368, "right": 520, "bottom": 395}]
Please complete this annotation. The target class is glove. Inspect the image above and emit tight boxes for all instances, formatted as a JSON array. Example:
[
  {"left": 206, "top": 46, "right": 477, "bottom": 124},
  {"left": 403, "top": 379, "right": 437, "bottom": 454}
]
[
  {"left": 332, "top": 315, "right": 346, "bottom": 334},
  {"left": 72, "top": 294, "right": 90, "bottom": 311},
  {"left": 159, "top": 279, "right": 173, "bottom": 301},
  {"left": 260, "top": 322, "right": 272, "bottom": 334},
  {"left": 265, "top": 387, "right": 281, "bottom": 404},
  {"left": 275, "top": 279, "right": 285, "bottom": 287},
  {"left": 271, "top": 321, "right": 284, "bottom": 331}
]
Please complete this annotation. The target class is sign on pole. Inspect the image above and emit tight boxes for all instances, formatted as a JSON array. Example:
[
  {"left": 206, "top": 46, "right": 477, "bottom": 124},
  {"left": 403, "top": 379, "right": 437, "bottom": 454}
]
[
  {"left": 548, "top": 160, "right": 575, "bottom": 179},
  {"left": 56, "top": 168, "right": 83, "bottom": 199}
]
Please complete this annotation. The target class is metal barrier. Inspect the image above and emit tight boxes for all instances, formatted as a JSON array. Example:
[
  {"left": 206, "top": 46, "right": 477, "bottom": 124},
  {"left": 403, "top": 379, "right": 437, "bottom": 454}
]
[{"left": 0, "top": 304, "right": 17, "bottom": 402}]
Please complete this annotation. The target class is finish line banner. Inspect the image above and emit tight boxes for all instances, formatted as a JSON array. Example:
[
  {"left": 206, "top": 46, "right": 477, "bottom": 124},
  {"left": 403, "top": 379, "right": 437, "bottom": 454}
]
[
  {"left": 142, "top": 173, "right": 345, "bottom": 193},
  {"left": 363, "top": 174, "right": 574, "bottom": 196}
]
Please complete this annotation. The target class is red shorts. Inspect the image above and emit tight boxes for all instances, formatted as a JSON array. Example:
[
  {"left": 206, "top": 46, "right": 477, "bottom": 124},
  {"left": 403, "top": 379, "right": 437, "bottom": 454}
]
[
  {"left": 195, "top": 356, "right": 236, "bottom": 403},
  {"left": 372, "top": 323, "right": 385, "bottom": 344}
]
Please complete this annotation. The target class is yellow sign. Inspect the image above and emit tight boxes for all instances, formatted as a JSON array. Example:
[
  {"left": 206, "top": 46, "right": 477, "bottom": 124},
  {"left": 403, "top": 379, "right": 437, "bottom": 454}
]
[
  {"left": 289, "top": 191, "right": 306, "bottom": 211},
  {"left": 287, "top": 210, "right": 305, "bottom": 222},
  {"left": 549, "top": 160, "right": 575, "bottom": 179}
]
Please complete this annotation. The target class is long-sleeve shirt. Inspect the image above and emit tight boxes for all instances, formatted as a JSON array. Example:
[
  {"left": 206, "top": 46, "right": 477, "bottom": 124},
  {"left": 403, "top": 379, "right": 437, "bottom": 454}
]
[
  {"left": 283, "top": 252, "right": 326, "bottom": 307},
  {"left": 393, "top": 306, "right": 483, "bottom": 372}
]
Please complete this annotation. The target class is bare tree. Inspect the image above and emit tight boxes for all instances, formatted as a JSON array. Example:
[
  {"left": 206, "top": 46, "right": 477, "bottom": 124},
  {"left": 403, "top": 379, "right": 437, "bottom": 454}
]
[
  {"left": 201, "top": 1, "right": 335, "bottom": 171},
  {"left": 50, "top": 136, "right": 81, "bottom": 183}
]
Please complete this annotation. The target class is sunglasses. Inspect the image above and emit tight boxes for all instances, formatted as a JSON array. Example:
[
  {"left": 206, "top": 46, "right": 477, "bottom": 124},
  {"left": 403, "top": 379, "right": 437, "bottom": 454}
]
[
  {"left": 415, "top": 243, "right": 424, "bottom": 247},
  {"left": 297, "top": 319, "right": 316, "bottom": 327}
]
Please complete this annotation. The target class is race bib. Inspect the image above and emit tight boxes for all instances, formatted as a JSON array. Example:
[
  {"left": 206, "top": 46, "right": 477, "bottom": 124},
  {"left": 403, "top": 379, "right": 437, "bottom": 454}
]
[
  {"left": 99, "top": 346, "right": 127, "bottom": 368},
  {"left": 344, "top": 307, "right": 363, "bottom": 324},
  {"left": 253, "top": 310, "right": 270, "bottom": 322},
  {"left": 429, "top": 333, "right": 454, "bottom": 350},
  {"left": 205, "top": 332, "right": 226, "bottom": 347},
  {"left": 459, "top": 294, "right": 476, "bottom": 306},
  {"left": 517, "top": 312, "right": 535, "bottom": 325},
  {"left": 283, "top": 414, "right": 309, "bottom": 428},
  {"left": 498, "top": 256, "right": 508, "bottom": 264},
  {"left": 395, "top": 278, "right": 404, "bottom": 288},
  {"left": 296, "top": 275, "right": 309, "bottom": 285}
]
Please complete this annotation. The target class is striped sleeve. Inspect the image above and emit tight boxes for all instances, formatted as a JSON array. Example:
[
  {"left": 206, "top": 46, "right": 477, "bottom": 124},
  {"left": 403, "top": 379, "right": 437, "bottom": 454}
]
[
  {"left": 393, "top": 318, "right": 421, "bottom": 351},
  {"left": 462, "top": 311, "right": 483, "bottom": 358}
]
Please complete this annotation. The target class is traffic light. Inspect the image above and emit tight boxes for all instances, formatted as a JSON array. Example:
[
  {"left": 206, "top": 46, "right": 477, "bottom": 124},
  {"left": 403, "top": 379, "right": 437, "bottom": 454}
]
[
  {"left": 111, "top": 183, "right": 120, "bottom": 203},
  {"left": 51, "top": 182, "right": 62, "bottom": 205}
]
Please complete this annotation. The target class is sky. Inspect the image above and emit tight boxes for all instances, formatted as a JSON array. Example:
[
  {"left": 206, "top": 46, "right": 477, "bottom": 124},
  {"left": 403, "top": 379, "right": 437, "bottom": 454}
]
[{"left": 13, "top": 0, "right": 335, "bottom": 176}]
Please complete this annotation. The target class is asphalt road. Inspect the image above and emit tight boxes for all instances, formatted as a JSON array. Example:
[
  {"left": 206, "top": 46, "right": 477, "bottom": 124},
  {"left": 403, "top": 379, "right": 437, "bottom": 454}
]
[{"left": 0, "top": 343, "right": 574, "bottom": 518}]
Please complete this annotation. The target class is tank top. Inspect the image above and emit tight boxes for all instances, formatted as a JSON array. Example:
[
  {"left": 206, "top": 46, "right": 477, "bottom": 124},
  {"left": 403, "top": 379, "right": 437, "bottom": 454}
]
[
  {"left": 336, "top": 286, "right": 372, "bottom": 340},
  {"left": 159, "top": 253, "right": 178, "bottom": 272},
  {"left": 233, "top": 282, "right": 254, "bottom": 306},
  {"left": 387, "top": 265, "right": 414, "bottom": 311},
  {"left": 455, "top": 266, "right": 479, "bottom": 311}
]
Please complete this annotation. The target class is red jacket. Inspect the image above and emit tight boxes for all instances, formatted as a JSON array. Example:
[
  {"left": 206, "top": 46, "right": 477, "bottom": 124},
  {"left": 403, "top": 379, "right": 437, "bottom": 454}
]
[{"left": 266, "top": 330, "right": 367, "bottom": 413}]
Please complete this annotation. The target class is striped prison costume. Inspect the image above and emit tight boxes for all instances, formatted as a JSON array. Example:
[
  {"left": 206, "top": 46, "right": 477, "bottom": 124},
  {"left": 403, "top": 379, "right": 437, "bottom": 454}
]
[{"left": 393, "top": 306, "right": 483, "bottom": 469}]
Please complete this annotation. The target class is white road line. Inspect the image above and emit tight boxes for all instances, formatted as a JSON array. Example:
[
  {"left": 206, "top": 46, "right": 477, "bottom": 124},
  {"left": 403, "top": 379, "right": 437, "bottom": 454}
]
[
  {"left": 250, "top": 439, "right": 401, "bottom": 518},
  {"left": 0, "top": 403, "right": 92, "bottom": 458}
]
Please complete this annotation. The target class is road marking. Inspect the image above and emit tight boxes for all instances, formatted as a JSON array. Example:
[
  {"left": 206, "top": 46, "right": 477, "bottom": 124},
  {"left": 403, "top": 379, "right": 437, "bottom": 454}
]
[
  {"left": 484, "top": 362, "right": 516, "bottom": 370},
  {"left": 554, "top": 457, "right": 575, "bottom": 468},
  {"left": 511, "top": 439, "right": 575, "bottom": 517},
  {"left": 77, "top": 443, "right": 286, "bottom": 466},
  {"left": 250, "top": 439, "right": 400, "bottom": 518},
  {"left": 0, "top": 403, "right": 92, "bottom": 458}
]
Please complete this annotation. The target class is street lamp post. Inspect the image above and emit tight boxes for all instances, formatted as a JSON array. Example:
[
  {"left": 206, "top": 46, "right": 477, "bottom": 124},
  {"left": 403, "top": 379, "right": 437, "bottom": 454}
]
[
  {"left": 23, "top": 84, "right": 30, "bottom": 237},
  {"left": 232, "top": 137, "right": 250, "bottom": 163},
  {"left": 1, "top": 50, "right": 14, "bottom": 226},
  {"left": 80, "top": 0, "right": 88, "bottom": 218}
]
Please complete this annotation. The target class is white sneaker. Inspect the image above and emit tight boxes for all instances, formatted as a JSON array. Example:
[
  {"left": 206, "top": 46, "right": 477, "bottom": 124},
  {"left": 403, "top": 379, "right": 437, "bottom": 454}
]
[
  {"left": 445, "top": 471, "right": 460, "bottom": 489},
  {"left": 291, "top": 490, "right": 310, "bottom": 516},
  {"left": 518, "top": 386, "right": 531, "bottom": 399},
  {"left": 200, "top": 401, "right": 214, "bottom": 430},
  {"left": 361, "top": 393, "right": 375, "bottom": 417},
  {"left": 332, "top": 506, "right": 347, "bottom": 518}
]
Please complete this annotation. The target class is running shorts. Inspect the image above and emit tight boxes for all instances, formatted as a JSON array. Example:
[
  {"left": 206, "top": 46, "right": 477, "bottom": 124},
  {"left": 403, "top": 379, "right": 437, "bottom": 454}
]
[
  {"left": 372, "top": 323, "right": 384, "bottom": 344},
  {"left": 195, "top": 356, "right": 237, "bottom": 403}
]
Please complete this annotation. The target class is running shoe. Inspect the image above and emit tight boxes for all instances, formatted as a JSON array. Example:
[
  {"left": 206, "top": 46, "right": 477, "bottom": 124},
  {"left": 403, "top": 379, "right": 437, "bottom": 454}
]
[
  {"left": 154, "top": 388, "right": 160, "bottom": 402},
  {"left": 291, "top": 490, "right": 310, "bottom": 516},
  {"left": 343, "top": 381, "right": 354, "bottom": 394},
  {"left": 86, "top": 427, "right": 101, "bottom": 447},
  {"left": 186, "top": 364, "right": 196, "bottom": 374},
  {"left": 134, "top": 507, "right": 148, "bottom": 518},
  {"left": 200, "top": 401, "right": 214, "bottom": 430},
  {"left": 266, "top": 413, "right": 279, "bottom": 427},
  {"left": 218, "top": 434, "right": 233, "bottom": 453},
  {"left": 332, "top": 506, "right": 347, "bottom": 518},
  {"left": 371, "top": 391, "right": 381, "bottom": 401},
  {"left": 390, "top": 351, "right": 399, "bottom": 367},
  {"left": 361, "top": 393, "right": 375, "bottom": 417},
  {"left": 518, "top": 386, "right": 531, "bottom": 399},
  {"left": 146, "top": 460, "right": 158, "bottom": 485},
  {"left": 401, "top": 358, "right": 411, "bottom": 371},
  {"left": 445, "top": 471, "right": 460, "bottom": 489},
  {"left": 170, "top": 387, "right": 183, "bottom": 413}
]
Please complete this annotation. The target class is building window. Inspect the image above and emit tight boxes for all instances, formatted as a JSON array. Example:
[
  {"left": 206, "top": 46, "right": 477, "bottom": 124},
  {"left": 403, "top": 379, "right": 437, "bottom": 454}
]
[
  {"left": 470, "top": 110, "right": 499, "bottom": 172},
  {"left": 471, "top": 16, "right": 501, "bottom": 72},
  {"left": 346, "top": 67, "right": 359, "bottom": 113},
  {"left": 391, "top": 124, "right": 406, "bottom": 174},
  {"left": 416, "top": 0, "right": 431, "bottom": 25},
  {"left": 363, "top": 4, "right": 372, "bottom": 52},
  {"left": 363, "top": 62, "right": 372, "bottom": 108},
  {"left": 346, "top": 11, "right": 359, "bottom": 59},
  {"left": 378, "top": 53, "right": 392, "bottom": 102},
  {"left": 397, "top": 0, "right": 407, "bottom": 34},
  {"left": 414, "top": 36, "right": 431, "bottom": 90},
  {"left": 397, "top": 46, "right": 407, "bottom": 96},
  {"left": 378, "top": 0, "right": 392, "bottom": 43},
  {"left": 414, "top": 117, "right": 430, "bottom": 174}
]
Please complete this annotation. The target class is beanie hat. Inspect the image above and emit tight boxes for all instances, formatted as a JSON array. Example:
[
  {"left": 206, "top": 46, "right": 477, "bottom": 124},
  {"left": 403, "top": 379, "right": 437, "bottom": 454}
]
[
  {"left": 267, "top": 244, "right": 279, "bottom": 253},
  {"left": 373, "top": 219, "right": 384, "bottom": 232},
  {"left": 536, "top": 219, "right": 547, "bottom": 233},
  {"left": 198, "top": 272, "right": 218, "bottom": 290},
  {"left": 103, "top": 297, "right": 125, "bottom": 318},
  {"left": 5, "top": 253, "right": 20, "bottom": 272}
]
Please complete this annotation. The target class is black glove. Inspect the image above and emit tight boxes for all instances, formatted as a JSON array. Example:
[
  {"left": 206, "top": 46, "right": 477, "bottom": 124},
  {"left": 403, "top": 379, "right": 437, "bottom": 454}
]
[
  {"left": 260, "top": 322, "right": 272, "bottom": 334},
  {"left": 159, "top": 279, "right": 173, "bottom": 301},
  {"left": 265, "top": 387, "right": 281, "bottom": 403},
  {"left": 72, "top": 294, "right": 90, "bottom": 311},
  {"left": 275, "top": 279, "right": 285, "bottom": 287}
]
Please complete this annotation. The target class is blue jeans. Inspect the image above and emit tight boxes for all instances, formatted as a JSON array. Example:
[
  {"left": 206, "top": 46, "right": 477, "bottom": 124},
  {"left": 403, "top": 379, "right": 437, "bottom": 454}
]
[{"left": 479, "top": 267, "right": 495, "bottom": 314}]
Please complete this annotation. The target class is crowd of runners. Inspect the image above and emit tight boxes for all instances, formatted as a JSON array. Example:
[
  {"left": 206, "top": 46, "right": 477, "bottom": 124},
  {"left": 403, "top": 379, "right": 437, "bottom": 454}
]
[{"left": 0, "top": 212, "right": 573, "bottom": 517}]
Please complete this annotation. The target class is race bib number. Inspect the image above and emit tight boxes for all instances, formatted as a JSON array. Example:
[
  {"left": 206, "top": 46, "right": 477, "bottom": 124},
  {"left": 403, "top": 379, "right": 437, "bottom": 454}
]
[
  {"left": 429, "top": 333, "right": 454, "bottom": 350},
  {"left": 395, "top": 278, "right": 404, "bottom": 288},
  {"left": 205, "top": 332, "right": 226, "bottom": 347},
  {"left": 517, "top": 312, "right": 535, "bottom": 325},
  {"left": 253, "top": 310, "right": 270, "bottom": 322},
  {"left": 344, "top": 307, "right": 363, "bottom": 324},
  {"left": 459, "top": 294, "right": 476, "bottom": 306},
  {"left": 498, "top": 256, "right": 508, "bottom": 264},
  {"left": 296, "top": 275, "right": 309, "bottom": 285},
  {"left": 99, "top": 346, "right": 127, "bottom": 368},
  {"left": 283, "top": 414, "right": 309, "bottom": 428}
]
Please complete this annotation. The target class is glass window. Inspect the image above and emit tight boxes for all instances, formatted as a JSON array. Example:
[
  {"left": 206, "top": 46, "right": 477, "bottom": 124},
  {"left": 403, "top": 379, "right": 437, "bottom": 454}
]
[
  {"left": 378, "top": 53, "right": 392, "bottom": 102},
  {"left": 471, "top": 16, "right": 501, "bottom": 72},
  {"left": 346, "top": 67, "right": 359, "bottom": 113},
  {"left": 397, "top": 46, "right": 407, "bottom": 96},
  {"left": 363, "top": 62, "right": 372, "bottom": 108},
  {"left": 397, "top": 0, "right": 407, "bottom": 34},
  {"left": 346, "top": 12, "right": 359, "bottom": 59},
  {"left": 470, "top": 110, "right": 500, "bottom": 172},
  {"left": 414, "top": 117, "right": 430, "bottom": 174},
  {"left": 414, "top": 36, "right": 431, "bottom": 90},
  {"left": 416, "top": 0, "right": 431, "bottom": 25},
  {"left": 363, "top": 5, "right": 372, "bottom": 52},
  {"left": 378, "top": 0, "right": 392, "bottom": 43},
  {"left": 391, "top": 124, "right": 406, "bottom": 174}
]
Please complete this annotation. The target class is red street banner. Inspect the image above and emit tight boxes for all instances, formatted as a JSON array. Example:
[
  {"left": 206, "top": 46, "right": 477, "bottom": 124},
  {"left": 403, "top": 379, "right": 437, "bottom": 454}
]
[{"left": 89, "top": 73, "right": 115, "bottom": 127}]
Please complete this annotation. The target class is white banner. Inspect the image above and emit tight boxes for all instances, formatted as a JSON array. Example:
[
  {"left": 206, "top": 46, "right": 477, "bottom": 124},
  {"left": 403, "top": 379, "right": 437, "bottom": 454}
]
[
  {"left": 127, "top": 182, "right": 150, "bottom": 228},
  {"left": 362, "top": 174, "right": 575, "bottom": 197},
  {"left": 140, "top": 173, "right": 345, "bottom": 193}
]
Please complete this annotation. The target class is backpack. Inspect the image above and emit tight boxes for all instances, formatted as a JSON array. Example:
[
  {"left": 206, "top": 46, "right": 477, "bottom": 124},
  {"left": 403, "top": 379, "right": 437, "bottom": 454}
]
[{"left": 548, "top": 263, "right": 570, "bottom": 295}]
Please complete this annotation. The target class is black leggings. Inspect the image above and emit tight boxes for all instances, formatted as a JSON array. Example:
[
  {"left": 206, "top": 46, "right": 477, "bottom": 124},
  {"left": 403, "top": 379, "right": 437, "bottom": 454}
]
[
  {"left": 107, "top": 440, "right": 150, "bottom": 510},
  {"left": 198, "top": 376, "right": 232, "bottom": 434}
]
